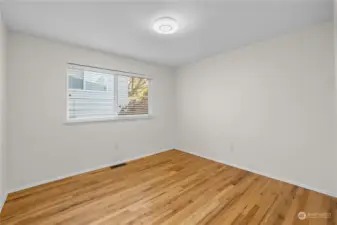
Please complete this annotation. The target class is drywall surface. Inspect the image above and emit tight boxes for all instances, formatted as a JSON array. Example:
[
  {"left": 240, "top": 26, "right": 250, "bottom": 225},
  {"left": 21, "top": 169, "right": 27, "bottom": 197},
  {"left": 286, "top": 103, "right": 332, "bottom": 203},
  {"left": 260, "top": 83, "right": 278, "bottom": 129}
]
[
  {"left": 0, "top": 13, "right": 7, "bottom": 206},
  {"left": 176, "top": 22, "right": 336, "bottom": 196},
  {"left": 7, "top": 32, "right": 176, "bottom": 191},
  {"left": 333, "top": 0, "right": 337, "bottom": 193}
]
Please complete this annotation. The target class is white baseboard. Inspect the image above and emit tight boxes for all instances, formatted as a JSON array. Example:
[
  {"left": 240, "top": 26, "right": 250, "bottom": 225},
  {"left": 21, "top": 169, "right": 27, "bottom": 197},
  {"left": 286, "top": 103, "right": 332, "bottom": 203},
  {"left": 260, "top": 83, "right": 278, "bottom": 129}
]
[
  {"left": 0, "top": 192, "right": 8, "bottom": 214},
  {"left": 9, "top": 148, "right": 172, "bottom": 194},
  {"left": 180, "top": 149, "right": 337, "bottom": 198}
]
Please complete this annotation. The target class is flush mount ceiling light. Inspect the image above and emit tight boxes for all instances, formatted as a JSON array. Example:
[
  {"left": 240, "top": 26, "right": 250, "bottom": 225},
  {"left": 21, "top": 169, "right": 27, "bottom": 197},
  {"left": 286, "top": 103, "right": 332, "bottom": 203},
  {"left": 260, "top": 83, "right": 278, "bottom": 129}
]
[{"left": 153, "top": 17, "right": 179, "bottom": 34}]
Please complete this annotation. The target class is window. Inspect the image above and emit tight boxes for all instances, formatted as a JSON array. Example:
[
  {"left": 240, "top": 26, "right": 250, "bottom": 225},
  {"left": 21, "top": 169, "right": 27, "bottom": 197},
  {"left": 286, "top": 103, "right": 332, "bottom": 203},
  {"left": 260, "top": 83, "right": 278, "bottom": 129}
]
[{"left": 67, "top": 64, "right": 151, "bottom": 122}]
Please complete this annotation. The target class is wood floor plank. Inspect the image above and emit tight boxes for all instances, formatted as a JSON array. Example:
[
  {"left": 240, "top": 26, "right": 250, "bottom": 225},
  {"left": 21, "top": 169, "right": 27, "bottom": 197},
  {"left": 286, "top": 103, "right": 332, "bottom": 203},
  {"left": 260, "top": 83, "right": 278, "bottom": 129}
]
[{"left": 1, "top": 150, "right": 336, "bottom": 225}]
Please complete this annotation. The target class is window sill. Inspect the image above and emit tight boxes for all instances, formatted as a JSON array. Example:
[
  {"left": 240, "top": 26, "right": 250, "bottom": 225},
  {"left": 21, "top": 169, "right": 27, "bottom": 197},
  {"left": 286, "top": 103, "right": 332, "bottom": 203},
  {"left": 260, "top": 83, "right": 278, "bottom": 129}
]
[{"left": 65, "top": 115, "right": 153, "bottom": 124}]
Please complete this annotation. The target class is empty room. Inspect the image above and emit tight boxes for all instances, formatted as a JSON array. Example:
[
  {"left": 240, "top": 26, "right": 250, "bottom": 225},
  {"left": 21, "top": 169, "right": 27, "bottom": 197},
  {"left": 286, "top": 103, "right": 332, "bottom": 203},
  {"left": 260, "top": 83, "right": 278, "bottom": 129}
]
[{"left": 0, "top": 0, "right": 337, "bottom": 224}]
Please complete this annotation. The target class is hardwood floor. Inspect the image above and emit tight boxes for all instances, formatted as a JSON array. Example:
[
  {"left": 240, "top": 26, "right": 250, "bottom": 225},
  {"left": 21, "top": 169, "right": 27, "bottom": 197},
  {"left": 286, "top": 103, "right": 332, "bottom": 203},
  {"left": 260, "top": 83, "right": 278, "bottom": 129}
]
[{"left": 1, "top": 150, "right": 336, "bottom": 225}]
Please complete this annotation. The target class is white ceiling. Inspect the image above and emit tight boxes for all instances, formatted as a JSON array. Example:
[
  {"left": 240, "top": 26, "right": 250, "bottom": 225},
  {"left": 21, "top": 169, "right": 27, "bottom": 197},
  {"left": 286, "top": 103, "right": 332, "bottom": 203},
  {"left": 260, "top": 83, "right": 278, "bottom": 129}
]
[{"left": 1, "top": 0, "right": 333, "bottom": 67}]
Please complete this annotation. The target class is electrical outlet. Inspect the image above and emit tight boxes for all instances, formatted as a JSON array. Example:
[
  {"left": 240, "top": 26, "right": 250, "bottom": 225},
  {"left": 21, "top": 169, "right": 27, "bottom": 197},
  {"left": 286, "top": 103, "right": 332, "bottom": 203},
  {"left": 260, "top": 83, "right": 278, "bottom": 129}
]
[
  {"left": 230, "top": 142, "right": 234, "bottom": 153},
  {"left": 114, "top": 143, "right": 119, "bottom": 150}
]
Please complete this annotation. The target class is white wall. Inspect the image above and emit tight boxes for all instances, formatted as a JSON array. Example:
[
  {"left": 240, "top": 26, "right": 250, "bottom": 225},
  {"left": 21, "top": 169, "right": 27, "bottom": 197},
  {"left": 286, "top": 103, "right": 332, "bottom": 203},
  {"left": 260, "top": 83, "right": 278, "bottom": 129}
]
[
  {"left": 0, "top": 14, "right": 7, "bottom": 203},
  {"left": 334, "top": 0, "right": 337, "bottom": 195},
  {"left": 7, "top": 32, "right": 176, "bottom": 191},
  {"left": 176, "top": 22, "right": 336, "bottom": 196}
]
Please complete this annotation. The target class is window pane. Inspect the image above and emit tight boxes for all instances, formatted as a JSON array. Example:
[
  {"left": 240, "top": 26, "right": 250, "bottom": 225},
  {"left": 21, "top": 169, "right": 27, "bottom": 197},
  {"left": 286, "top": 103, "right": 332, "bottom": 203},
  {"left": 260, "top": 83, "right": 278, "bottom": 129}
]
[
  {"left": 68, "top": 69, "right": 115, "bottom": 119},
  {"left": 83, "top": 71, "right": 114, "bottom": 92},
  {"left": 118, "top": 76, "right": 149, "bottom": 116},
  {"left": 68, "top": 68, "right": 84, "bottom": 90},
  {"left": 67, "top": 65, "right": 151, "bottom": 121}
]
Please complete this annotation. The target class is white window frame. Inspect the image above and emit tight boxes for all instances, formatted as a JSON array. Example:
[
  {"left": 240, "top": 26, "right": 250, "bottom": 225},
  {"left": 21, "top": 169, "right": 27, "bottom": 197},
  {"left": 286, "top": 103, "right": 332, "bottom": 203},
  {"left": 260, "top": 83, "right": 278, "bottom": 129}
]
[{"left": 66, "top": 63, "right": 153, "bottom": 123}]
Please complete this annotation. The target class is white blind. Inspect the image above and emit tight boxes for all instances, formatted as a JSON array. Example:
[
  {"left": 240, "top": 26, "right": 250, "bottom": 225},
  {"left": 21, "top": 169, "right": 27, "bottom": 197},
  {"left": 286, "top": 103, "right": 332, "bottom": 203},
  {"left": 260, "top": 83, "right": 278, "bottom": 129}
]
[{"left": 67, "top": 65, "right": 150, "bottom": 121}]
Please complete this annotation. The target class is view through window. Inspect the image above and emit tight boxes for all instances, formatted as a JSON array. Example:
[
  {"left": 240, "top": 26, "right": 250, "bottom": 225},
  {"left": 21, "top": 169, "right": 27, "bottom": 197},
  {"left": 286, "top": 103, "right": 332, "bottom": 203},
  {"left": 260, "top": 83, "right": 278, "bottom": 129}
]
[{"left": 67, "top": 65, "right": 151, "bottom": 121}]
